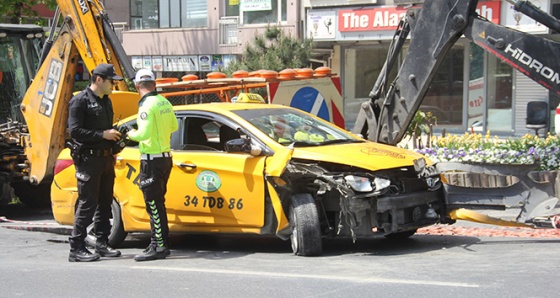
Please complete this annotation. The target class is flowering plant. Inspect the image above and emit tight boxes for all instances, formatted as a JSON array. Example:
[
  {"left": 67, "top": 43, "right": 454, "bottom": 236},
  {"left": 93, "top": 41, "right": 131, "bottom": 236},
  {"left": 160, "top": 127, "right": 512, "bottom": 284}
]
[{"left": 415, "top": 132, "right": 560, "bottom": 171}]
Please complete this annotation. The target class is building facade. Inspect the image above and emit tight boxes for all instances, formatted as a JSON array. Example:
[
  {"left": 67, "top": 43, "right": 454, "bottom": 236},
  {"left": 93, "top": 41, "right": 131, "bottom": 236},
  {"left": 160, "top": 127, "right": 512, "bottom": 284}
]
[
  {"left": 110, "top": 0, "right": 301, "bottom": 74},
  {"left": 103, "top": 0, "right": 560, "bottom": 136},
  {"left": 304, "top": 0, "right": 560, "bottom": 136}
]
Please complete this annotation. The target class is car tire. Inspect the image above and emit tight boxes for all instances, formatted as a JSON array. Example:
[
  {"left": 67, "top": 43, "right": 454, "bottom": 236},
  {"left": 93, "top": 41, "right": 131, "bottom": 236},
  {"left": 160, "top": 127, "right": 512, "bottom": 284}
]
[
  {"left": 289, "top": 193, "right": 322, "bottom": 256},
  {"left": 384, "top": 229, "right": 417, "bottom": 240},
  {"left": 85, "top": 199, "right": 127, "bottom": 248}
]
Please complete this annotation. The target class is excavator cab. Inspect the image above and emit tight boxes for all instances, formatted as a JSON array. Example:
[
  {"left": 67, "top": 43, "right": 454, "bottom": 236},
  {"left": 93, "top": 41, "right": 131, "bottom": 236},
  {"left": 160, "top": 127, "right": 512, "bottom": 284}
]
[
  {"left": 0, "top": 24, "right": 48, "bottom": 207},
  {"left": 0, "top": 24, "right": 44, "bottom": 123}
]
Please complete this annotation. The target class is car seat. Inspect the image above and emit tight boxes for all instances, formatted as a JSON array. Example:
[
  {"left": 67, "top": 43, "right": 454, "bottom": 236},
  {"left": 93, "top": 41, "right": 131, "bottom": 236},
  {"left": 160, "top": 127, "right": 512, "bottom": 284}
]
[
  {"left": 219, "top": 125, "right": 241, "bottom": 150},
  {"left": 184, "top": 119, "right": 209, "bottom": 148},
  {"left": 526, "top": 101, "right": 548, "bottom": 137}
]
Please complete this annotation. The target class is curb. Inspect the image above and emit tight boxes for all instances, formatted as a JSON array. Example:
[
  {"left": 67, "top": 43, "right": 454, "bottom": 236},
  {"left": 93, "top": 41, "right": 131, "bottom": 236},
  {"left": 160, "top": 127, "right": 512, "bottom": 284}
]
[{"left": 3, "top": 225, "right": 71, "bottom": 235}]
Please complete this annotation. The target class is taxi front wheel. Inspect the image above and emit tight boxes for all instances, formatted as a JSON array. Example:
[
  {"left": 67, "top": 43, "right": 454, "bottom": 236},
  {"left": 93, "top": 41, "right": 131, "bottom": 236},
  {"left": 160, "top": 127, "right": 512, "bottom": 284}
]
[
  {"left": 85, "top": 199, "right": 128, "bottom": 248},
  {"left": 289, "top": 193, "right": 322, "bottom": 256}
]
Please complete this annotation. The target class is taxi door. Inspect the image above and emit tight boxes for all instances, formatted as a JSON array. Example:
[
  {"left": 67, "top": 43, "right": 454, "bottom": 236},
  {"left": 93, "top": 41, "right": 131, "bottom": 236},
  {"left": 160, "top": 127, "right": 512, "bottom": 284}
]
[
  {"left": 166, "top": 151, "right": 267, "bottom": 229},
  {"left": 164, "top": 116, "right": 267, "bottom": 229}
]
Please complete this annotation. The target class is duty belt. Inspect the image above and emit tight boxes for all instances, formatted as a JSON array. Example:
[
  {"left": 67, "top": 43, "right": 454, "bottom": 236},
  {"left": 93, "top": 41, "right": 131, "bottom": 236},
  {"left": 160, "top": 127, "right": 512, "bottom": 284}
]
[
  {"left": 141, "top": 152, "right": 172, "bottom": 160},
  {"left": 84, "top": 148, "right": 113, "bottom": 157}
]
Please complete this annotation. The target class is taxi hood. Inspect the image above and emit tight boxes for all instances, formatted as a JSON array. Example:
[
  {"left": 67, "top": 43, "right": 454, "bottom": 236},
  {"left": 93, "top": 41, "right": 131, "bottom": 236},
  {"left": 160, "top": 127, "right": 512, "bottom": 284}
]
[{"left": 290, "top": 141, "right": 427, "bottom": 171}]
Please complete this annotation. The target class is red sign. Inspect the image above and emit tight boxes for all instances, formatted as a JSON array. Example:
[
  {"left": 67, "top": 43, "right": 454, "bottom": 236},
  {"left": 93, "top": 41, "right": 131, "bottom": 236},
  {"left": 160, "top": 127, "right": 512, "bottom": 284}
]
[
  {"left": 476, "top": 1, "right": 501, "bottom": 24},
  {"left": 338, "top": 1, "right": 501, "bottom": 33},
  {"left": 338, "top": 7, "right": 407, "bottom": 32}
]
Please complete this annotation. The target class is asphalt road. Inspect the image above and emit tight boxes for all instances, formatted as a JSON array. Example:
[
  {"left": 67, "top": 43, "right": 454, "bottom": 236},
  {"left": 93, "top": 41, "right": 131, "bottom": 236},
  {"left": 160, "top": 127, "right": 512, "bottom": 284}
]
[{"left": 1, "top": 205, "right": 560, "bottom": 298}]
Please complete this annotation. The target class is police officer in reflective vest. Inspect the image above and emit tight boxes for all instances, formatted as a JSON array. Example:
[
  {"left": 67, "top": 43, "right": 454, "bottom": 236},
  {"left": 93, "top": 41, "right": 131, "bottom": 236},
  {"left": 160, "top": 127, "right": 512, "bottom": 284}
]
[
  {"left": 67, "top": 64, "right": 124, "bottom": 262},
  {"left": 127, "top": 69, "right": 178, "bottom": 261}
]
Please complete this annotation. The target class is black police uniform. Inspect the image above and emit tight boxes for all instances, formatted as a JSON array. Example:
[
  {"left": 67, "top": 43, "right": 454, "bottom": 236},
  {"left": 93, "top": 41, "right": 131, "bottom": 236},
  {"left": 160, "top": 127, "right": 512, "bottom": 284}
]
[{"left": 67, "top": 87, "right": 116, "bottom": 251}]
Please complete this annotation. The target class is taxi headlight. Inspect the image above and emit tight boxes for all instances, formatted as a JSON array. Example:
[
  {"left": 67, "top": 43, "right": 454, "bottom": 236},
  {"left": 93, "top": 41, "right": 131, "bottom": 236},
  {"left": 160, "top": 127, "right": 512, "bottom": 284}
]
[
  {"left": 373, "top": 177, "right": 391, "bottom": 191},
  {"left": 344, "top": 175, "right": 373, "bottom": 192},
  {"left": 414, "top": 157, "right": 426, "bottom": 173}
]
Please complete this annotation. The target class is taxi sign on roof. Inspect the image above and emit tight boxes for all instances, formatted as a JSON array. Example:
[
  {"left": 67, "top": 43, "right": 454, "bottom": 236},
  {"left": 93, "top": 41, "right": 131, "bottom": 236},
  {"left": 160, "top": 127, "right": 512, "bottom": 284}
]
[{"left": 234, "top": 93, "right": 265, "bottom": 103}]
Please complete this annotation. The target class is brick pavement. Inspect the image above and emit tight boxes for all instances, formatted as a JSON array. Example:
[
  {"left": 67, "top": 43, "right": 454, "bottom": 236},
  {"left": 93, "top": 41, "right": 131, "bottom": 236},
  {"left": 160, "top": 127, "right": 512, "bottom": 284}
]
[{"left": 419, "top": 223, "right": 560, "bottom": 238}]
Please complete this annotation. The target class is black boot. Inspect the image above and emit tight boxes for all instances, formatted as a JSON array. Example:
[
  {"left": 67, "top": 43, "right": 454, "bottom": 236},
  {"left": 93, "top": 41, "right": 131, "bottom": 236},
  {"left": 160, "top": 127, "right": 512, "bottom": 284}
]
[
  {"left": 69, "top": 247, "right": 100, "bottom": 262},
  {"left": 95, "top": 241, "right": 121, "bottom": 257},
  {"left": 134, "top": 245, "right": 167, "bottom": 262},
  {"left": 143, "top": 243, "right": 171, "bottom": 256}
]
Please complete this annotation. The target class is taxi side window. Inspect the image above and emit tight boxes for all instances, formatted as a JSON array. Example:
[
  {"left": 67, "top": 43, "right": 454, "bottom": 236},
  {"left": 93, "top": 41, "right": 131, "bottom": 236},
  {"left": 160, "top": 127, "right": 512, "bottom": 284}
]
[
  {"left": 180, "top": 117, "right": 218, "bottom": 151},
  {"left": 169, "top": 117, "right": 183, "bottom": 150},
  {"left": 178, "top": 116, "right": 246, "bottom": 151}
]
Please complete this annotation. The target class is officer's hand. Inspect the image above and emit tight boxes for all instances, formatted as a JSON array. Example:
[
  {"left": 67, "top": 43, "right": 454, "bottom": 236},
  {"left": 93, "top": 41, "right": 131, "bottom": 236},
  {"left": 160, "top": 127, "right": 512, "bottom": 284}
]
[
  {"left": 103, "top": 129, "right": 122, "bottom": 141},
  {"left": 125, "top": 129, "right": 137, "bottom": 139}
]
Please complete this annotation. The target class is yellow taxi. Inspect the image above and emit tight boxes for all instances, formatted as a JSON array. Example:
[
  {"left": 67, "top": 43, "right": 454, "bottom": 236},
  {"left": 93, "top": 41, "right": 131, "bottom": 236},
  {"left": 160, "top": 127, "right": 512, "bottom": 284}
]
[{"left": 52, "top": 98, "right": 444, "bottom": 256}]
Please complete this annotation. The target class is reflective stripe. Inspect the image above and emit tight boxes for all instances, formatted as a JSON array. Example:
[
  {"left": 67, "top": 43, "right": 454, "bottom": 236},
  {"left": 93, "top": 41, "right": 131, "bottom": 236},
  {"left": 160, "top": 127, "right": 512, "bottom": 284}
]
[{"left": 140, "top": 152, "right": 172, "bottom": 160}]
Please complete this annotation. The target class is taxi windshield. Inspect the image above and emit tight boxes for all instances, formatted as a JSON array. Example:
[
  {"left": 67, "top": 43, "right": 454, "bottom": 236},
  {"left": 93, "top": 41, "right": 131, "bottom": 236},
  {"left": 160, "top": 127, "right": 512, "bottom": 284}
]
[{"left": 233, "top": 108, "right": 362, "bottom": 146}]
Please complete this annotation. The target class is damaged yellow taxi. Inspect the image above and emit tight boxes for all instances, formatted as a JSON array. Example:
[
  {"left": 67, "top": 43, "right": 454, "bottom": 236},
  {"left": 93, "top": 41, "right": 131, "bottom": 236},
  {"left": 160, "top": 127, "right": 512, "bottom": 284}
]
[{"left": 52, "top": 97, "right": 444, "bottom": 256}]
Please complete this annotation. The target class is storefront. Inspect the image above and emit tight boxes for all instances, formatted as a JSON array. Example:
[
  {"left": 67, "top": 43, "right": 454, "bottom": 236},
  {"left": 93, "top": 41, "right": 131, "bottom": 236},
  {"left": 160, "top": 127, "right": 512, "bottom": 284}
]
[{"left": 307, "top": 0, "right": 559, "bottom": 136}]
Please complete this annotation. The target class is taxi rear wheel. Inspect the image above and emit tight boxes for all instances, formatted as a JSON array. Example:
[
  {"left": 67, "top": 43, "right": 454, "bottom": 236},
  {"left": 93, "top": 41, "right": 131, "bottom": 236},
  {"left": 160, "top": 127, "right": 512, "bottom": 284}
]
[
  {"left": 85, "top": 199, "right": 127, "bottom": 248},
  {"left": 289, "top": 193, "right": 322, "bottom": 256}
]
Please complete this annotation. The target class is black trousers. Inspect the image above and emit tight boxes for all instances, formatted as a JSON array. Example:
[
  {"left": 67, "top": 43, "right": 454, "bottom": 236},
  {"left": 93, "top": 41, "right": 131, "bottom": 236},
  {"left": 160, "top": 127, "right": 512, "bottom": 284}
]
[
  {"left": 70, "top": 155, "right": 115, "bottom": 248},
  {"left": 139, "top": 157, "right": 172, "bottom": 248}
]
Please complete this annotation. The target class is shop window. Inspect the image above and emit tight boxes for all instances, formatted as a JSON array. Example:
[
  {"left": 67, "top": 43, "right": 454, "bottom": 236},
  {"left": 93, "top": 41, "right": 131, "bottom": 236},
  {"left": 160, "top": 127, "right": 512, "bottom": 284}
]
[
  {"left": 227, "top": 0, "right": 286, "bottom": 25},
  {"left": 130, "top": 0, "right": 158, "bottom": 29},
  {"left": 343, "top": 45, "right": 399, "bottom": 130},
  {"left": 467, "top": 44, "right": 484, "bottom": 130},
  {"left": 422, "top": 44, "right": 465, "bottom": 129},
  {"left": 130, "top": 0, "right": 207, "bottom": 29},
  {"left": 225, "top": 0, "right": 240, "bottom": 17},
  {"left": 486, "top": 54, "right": 513, "bottom": 132},
  {"left": 181, "top": 0, "right": 208, "bottom": 27}
]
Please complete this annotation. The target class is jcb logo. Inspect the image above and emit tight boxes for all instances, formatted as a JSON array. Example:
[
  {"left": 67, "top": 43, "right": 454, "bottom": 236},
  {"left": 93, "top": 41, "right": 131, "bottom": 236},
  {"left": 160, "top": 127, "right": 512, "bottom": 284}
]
[{"left": 78, "top": 0, "right": 89, "bottom": 14}]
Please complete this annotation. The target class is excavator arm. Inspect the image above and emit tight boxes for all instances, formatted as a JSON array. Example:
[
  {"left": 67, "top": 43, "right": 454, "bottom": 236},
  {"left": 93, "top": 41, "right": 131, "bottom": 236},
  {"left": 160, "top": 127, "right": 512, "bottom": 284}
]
[
  {"left": 20, "top": 0, "right": 135, "bottom": 185},
  {"left": 353, "top": 0, "right": 560, "bottom": 145}
]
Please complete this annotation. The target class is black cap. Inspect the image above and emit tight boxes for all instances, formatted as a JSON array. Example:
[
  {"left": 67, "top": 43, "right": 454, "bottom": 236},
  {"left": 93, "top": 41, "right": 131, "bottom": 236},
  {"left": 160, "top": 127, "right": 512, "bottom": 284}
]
[{"left": 91, "top": 63, "right": 124, "bottom": 80}]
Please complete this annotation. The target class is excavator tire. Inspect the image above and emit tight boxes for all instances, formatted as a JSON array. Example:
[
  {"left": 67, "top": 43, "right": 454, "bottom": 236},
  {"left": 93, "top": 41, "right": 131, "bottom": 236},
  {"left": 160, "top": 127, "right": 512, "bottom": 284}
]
[{"left": 11, "top": 180, "right": 52, "bottom": 209}]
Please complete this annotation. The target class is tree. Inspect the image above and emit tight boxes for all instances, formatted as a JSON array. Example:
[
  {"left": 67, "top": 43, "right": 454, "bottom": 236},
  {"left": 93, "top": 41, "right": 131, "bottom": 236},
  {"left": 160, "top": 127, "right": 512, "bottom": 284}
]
[
  {"left": 227, "top": 25, "right": 315, "bottom": 73},
  {"left": 0, "top": 0, "right": 57, "bottom": 24}
]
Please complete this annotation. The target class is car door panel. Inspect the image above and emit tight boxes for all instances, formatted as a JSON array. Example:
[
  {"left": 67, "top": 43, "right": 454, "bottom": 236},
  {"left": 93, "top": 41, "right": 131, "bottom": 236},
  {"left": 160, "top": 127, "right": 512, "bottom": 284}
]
[{"left": 167, "top": 150, "right": 267, "bottom": 228}]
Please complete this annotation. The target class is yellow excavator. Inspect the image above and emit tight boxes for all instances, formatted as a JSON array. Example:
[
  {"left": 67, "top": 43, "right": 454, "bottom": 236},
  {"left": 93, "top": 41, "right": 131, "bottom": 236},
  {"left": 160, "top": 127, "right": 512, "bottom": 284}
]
[{"left": 0, "top": 0, "right": 139, "bottom": 207}]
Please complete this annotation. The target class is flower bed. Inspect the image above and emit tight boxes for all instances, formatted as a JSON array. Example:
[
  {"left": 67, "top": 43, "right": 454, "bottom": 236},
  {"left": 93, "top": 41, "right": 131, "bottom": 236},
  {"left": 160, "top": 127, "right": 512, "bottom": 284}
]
[{"left": 415, "top": 132, "right": 560, "bottom": 171}]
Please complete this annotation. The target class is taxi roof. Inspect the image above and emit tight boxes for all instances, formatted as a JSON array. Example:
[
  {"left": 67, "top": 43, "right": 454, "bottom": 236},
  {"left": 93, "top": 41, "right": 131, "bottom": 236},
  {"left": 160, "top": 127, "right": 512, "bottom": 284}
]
[{"left": 172, "top": 102, "right": 289, "bottom": 113}]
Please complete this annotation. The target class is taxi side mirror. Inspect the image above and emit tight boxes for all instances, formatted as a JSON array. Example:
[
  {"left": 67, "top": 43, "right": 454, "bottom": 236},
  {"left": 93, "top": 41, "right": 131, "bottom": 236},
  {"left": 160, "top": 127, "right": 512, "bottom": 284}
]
[{"left": 225, "top": 138, "right": 263, "bottom": 156}]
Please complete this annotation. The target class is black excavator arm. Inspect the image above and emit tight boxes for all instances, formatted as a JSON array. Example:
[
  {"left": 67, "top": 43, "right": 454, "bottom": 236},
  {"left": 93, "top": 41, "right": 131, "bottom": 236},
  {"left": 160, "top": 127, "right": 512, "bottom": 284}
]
[{"left": 353, "top": 0, "right": 560, "bottom": 145}]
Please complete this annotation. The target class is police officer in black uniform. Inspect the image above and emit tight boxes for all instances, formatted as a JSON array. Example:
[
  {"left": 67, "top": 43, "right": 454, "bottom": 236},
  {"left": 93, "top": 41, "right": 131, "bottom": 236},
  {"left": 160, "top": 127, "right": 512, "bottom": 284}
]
[{"left": 67, "top": 63, "right": 124, "bottom": 262}]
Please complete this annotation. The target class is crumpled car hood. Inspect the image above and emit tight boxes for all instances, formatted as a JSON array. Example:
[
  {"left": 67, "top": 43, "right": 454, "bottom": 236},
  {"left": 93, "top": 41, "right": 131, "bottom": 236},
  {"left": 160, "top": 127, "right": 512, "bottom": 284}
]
[{"left": 291, "top": 142, "right": 427, "bottom": 171}]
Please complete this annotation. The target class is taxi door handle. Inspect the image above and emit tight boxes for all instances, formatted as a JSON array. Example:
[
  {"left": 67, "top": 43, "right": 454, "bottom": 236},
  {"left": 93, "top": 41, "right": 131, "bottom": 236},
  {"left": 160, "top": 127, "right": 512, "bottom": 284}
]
[{"left": 177, "top": 163, "right": 197, "bottom": 170}]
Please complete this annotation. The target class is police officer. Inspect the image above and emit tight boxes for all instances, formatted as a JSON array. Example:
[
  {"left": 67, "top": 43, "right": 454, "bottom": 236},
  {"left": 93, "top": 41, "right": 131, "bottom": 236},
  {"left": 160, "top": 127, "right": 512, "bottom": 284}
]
[
  {"left": 67, "top": 63, "right": 124, "bottom": 262},
  {"left": 127, "top": 69, "right": 178, "bottom": 261}
]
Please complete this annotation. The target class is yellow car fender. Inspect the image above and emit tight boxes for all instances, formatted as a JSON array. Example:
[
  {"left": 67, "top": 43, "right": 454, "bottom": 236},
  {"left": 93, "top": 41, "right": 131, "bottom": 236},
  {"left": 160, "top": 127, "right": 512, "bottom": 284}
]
[
  {"left": 266, "top": 180, "right": 290, "bottom": 233},
  {"left": 265, "top": 145, "right": 294, "bottom": 233}
]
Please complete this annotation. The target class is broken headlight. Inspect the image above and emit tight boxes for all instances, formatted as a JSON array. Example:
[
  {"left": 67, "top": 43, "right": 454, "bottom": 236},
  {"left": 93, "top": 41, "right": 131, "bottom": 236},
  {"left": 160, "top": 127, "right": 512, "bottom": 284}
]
[
  {"left": 344, "top": 175, "right": 373, "bottom": 192},
  {"left": 414, "top": 157, "right": 427, "bottom": 173}
]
